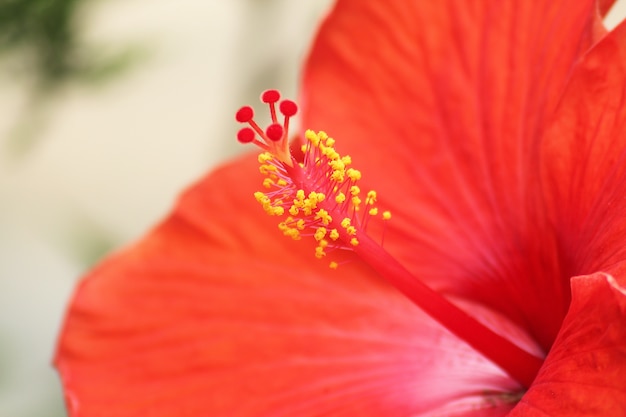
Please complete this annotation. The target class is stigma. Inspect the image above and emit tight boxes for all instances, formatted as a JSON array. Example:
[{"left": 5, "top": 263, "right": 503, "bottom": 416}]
[
  {"left": 235, "top": 90, "right": 390, "bottom": 268},
  {"left": 236, "top": 89, "right": 298, "bottom": 166}
]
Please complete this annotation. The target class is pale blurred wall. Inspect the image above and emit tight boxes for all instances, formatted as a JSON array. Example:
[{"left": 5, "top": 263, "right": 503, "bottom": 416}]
[{"left": 0, "top": 1, "right": 625, "bottom": 416}]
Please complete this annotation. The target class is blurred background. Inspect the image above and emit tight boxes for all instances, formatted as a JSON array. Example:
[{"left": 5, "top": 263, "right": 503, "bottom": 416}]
[
  {"left": 0, "top": 0, "right": 332, "bottom": 415},
  {"left": 0, "top": 1, "right": 624, "bottom": 416}
]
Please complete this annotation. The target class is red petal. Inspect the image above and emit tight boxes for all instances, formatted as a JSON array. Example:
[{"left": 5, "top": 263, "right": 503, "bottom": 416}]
[
  {"left": 301, "top": 0, "right": 603, "bottom": 352},
  {"left": 55, "top": 155, "right": 519, "bottom": 416},
  {"left": 542, "top": 21, "right": 626, "bottom": 285},
  {"left": 598, "top": 0, "right": 618, "bottom": 17},
  {"left": 511, "top": 273, "right": 626, "bottom": 416}
]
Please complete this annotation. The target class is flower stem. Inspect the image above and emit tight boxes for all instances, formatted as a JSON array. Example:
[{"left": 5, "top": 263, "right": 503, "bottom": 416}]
[{"left": 354, "top": 231, "right": 543, "bottom": 388}]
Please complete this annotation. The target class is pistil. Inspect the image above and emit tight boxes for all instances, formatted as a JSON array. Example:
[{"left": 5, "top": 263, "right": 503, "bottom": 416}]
[
  {"left": 353, "top": 230, "right": 543, "bottom": 388},
  {"left": 235, "top": 90, "right": 544, "bottom": 388}
]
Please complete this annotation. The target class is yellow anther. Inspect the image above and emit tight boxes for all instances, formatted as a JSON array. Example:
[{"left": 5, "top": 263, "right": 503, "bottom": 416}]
[
  {"left": 341, "top": 155, "right": 352, "bottom": 165},
  {"left": 302, "top": 199, "right": 316, "bottom": 216},
  {"left": 350, "top": 185, "right": 360, "bottom": 196},
  {"left": 331, "top": 170, "right": 345, "bottom": 182},
  {"left": 296, "top": 219, "right": 306, "bottom": 230},
  {"left": 330, "top": 160, "right": 345, "bottom": 171},
  {"left": 306, "top": 130, "right": 321, "bottom": 147},
  {"left": 325, "top": 138, "right": 335, "bottom": 147},
  {"left": 293, "top": 192, "right": 305, "bottom": 208},
  {"left": 308, "top": 191, "right": 325, "bottom": 203},
  {"left": 277, "top": 179, "right": 287, "bottom": 186},
  {"left": 314, "top": 227, "right": 327, "bottom": 241},
  {"left": 315, "top": 246, "right": 326, "bottom": 259},
  {"left": 289, "top": 205, "right": 299, "bottom": 216},
  {"left": 318, "top": 239, "right": 329, "bottom": 249},
  {"left": 350, "top": 237, "right": 359, "bottom": 246},
  {"left": 254, "top": 191, "right": 266, "bottom": 202},
  {"left": 341, "top": 218, "right": 351, "bottom": 228},
  {"left": 369, "top": 207, "right": 379, "bottom": 216},
  {"left": 351, "top": 196, "right": 362, "bottom": 207},
  {"left": 383, "top": 211, "right": 392, "bottom": 220},
  {"left": 258, "top": 152, "right": 273, "bottom": 163},
  {"left": 366, "top": 191, "right": 377, "bottom": 203},
  {"left": 259, "top": 164, "right": 277, "bottom": 175},
  {"left": 335, "top": 192, "right": 346, "bottom": 204},
  {"left": 346, "top": 168, "right": 361, "bottom": 181},
  {"left": 323, "top": 147, "right": 340, "bottom": 161},
  {"left": 301, "top": 144, "right": 307, "bottom": 152},
  {"left": 315, "top": 209, "right": 332, "bottom": 225},
  {"left": 283, "top": 228, "right": 300, "bottom": 240},
  {"left": 329, "top": 261, "right": 338, "bottom": 270},
  {"left": 329, "top": 229, "right": 340, "bottom": 240},
  {"left": 272, "top": 206, "right": 285, "bottom": 216},
  {"left": 346, "top": 226, "right": 357, "bottom": 235},
  {"left": 262, "top": 178, "right": 274, "bottom": 188}
]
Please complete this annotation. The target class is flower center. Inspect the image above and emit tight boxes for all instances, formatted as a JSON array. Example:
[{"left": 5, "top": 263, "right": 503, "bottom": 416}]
[{"left": 235, "top": 90, "right": 544, "bottom": 389}]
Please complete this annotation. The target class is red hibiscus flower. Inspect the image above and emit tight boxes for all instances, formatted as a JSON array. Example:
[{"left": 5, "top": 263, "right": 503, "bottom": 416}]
[{"left": 55, "top": 1, "right": 626, "bottom": 416}]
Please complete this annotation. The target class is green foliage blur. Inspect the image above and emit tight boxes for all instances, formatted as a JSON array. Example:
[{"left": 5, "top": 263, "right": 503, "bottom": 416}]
[
  {"left": 0, "top": 0, "right": 142, "bottom": 90},
  {"left": 0, "top": 0, "right": 142, "bottom": 156},
  {"left": 0, "top": 0, "right": 88, "bottom": 84}
]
